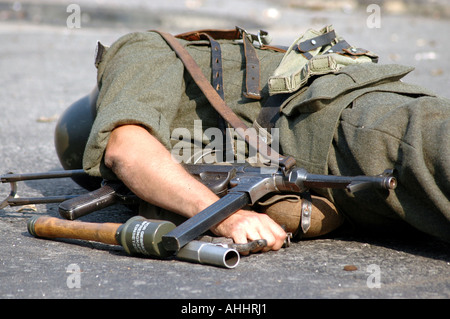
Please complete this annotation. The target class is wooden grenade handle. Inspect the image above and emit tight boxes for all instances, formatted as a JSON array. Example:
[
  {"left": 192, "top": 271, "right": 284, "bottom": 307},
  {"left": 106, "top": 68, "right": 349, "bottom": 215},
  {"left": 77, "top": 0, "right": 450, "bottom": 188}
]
[{"left": 27, "top": 216, "right": 121, "bottom": 245}]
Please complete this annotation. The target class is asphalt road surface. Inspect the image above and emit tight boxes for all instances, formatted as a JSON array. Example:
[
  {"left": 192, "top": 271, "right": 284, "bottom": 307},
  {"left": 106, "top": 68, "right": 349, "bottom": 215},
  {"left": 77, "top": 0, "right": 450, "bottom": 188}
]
[{"left": 0, "top": 0, "right": 449, "bottom": 303}]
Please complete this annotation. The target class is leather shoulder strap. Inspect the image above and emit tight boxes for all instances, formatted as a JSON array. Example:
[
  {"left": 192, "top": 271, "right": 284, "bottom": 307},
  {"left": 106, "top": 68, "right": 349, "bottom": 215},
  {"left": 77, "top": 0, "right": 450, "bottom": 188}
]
[
  {"left": 175, "top": 28, "right": 241, "bottom": 41},
  {"left": 153, "top": 31, "right": 295, "bottom": 169}
]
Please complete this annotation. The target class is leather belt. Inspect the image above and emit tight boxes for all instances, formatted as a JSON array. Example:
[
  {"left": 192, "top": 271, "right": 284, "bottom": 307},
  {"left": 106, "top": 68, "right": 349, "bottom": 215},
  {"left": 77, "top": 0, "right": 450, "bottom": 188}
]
[{"left": 175, "top": 28, "right": 242, "bottom": 41}]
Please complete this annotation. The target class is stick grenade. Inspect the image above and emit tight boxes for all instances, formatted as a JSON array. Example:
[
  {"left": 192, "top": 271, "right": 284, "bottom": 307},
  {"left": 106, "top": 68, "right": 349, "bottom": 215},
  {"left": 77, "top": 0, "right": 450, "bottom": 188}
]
[{"left": 27, "top": 216, "right": 239, "bottom": 268}]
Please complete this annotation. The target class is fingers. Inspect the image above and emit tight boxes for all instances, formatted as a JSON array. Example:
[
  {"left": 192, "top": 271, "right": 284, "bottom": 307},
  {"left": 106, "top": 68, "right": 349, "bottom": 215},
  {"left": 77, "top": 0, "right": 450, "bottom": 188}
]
[
  {"left": 211, "top": 210, "right": 287, "bottom": 255},
  {"left": 255, "top": 215, "right": 286, "bottom": 252},
  {"left": 230, "top": 239, "right": 268, "bottom": 255}
]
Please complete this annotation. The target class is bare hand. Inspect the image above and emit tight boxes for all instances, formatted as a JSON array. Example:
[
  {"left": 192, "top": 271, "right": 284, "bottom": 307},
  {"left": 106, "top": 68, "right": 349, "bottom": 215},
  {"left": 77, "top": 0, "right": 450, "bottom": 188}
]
[{"left": 210, "top": 209, "right": 287, "bottom": 255}]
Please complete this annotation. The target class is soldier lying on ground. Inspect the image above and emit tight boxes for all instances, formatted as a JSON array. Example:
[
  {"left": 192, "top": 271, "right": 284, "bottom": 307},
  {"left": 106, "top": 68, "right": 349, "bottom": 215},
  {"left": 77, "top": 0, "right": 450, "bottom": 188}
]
[{"left": 71, "top": 26, "right": 449, "bottom": 253}]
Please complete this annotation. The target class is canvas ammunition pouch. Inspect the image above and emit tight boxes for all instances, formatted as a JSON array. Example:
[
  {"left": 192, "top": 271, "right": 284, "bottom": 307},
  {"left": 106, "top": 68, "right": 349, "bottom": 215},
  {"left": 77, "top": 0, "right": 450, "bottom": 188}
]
[{"left": 268, "top": 25, "right": 378, "bottom": 95}]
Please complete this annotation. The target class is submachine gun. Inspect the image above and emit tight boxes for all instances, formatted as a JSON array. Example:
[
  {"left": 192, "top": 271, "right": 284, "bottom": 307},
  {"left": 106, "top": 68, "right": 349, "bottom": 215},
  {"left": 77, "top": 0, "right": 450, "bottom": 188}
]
[{"left": 1, "top": 163, "right": 397, "bottom": 268}]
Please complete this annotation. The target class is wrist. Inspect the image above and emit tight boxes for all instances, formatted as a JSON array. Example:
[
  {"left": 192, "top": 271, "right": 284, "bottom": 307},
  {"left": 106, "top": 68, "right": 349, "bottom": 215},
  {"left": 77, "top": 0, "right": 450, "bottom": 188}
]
[{"left": 183, "top": 191, "right": 219, "bottom": 219}]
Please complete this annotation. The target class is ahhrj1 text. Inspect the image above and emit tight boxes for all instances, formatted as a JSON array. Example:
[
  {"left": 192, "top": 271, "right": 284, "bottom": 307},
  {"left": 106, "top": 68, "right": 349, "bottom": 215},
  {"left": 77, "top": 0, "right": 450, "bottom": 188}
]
[{"left": 181, "top": 302, "right": 266, "bottom": 316}]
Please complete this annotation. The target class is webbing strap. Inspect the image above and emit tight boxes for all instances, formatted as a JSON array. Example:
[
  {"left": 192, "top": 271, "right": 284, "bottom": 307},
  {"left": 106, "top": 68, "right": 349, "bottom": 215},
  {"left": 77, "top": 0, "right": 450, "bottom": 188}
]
[
  {"left": 297, "top": 30, "right": 337, "bottom": 53},
  {"left": 176, "top": 27, "right": 262, "bottom": 100},
  {"left": 199, "top": 33, "right": 235, "bottom": 162},
  {"left": 242, "top": 35, "right": 262, "bottom": 100},
  {"left": 296, "top": 30, "right": 337, "bottom": 60},
  {"left": 155, "top": 31, "right": 296, "bottom": 169}
]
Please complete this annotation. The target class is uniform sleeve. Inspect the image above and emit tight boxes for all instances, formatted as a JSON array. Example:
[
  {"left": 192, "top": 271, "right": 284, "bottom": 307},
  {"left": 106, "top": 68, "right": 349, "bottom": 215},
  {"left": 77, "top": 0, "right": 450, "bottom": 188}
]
[{"left": 83, "top": 32, "right": 184, "bottom": 178}]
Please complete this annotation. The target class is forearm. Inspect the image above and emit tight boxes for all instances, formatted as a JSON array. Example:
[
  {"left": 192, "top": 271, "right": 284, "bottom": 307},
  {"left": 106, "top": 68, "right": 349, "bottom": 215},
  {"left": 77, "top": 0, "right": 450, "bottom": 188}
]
[{"left": 104, "top": 125, "right": 219, "bottom": 218}]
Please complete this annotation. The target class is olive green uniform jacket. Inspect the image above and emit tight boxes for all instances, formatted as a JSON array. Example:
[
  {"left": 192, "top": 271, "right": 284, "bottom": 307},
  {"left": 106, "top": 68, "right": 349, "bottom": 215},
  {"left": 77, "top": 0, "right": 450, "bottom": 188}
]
[{"left": 83, "top": 31, "right": 450, "bottom": 242}]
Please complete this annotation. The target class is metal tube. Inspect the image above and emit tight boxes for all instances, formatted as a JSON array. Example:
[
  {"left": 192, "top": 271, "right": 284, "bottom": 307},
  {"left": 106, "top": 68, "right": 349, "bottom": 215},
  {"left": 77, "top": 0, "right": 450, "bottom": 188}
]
[
  {"left": 176, "top": 240, "right": 240, "bottom": 269},
  {"left": 1, "top": 169, "right": 87, "bottom": 183},
  {"left": 7, "top": 195, "right": 78, "bottom": 206},
  {"left": 303, "top": 173, "right": 397, "bottom": 191}
]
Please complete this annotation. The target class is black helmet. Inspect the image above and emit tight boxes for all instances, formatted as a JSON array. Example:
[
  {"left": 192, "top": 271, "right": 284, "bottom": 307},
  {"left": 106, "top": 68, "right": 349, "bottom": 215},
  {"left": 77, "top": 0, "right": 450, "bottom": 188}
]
[{"left": 54, "top": 87, "right": 102, "bottom": 190}]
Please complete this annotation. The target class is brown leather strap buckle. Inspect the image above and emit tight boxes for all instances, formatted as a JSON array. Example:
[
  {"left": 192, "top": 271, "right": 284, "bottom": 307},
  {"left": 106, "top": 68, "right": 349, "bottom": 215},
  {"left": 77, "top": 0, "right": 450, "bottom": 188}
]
[{"left": 236, "top": 26, "right": 271, "bottom": 47}]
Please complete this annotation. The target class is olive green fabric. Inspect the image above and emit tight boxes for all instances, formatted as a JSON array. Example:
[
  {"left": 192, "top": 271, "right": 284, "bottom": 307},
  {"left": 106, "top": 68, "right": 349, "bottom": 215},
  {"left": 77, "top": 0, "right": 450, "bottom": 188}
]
[
  {"left": 83, "top": 30, "right": 450, "bottom": 242},
  {"left": 84, "top": 31, "right": 284, "bottom": 179},
  {"left": 268, "top": 25, "right": 375, "bottom": 95},
  {"left": 277, "top": 63, "right": 450, "bottom": 241},
  {"left": 328, "top": 90, "right": 450, "bottom": 240}
]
